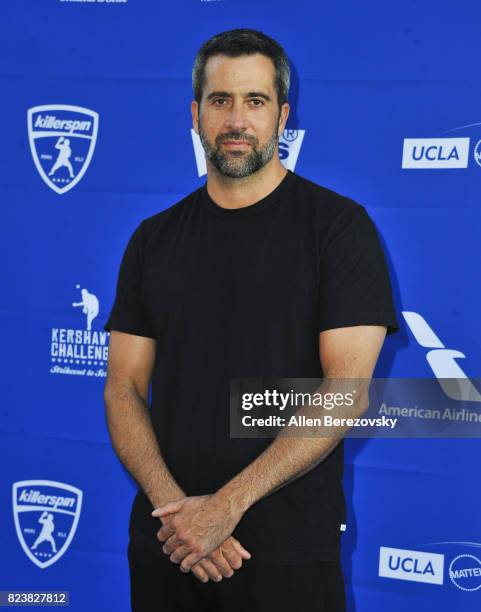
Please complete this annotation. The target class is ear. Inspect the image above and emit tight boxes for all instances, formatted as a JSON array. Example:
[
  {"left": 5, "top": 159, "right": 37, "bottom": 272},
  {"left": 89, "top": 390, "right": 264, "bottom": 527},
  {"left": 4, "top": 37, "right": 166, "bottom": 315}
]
[
  {"left": 191, "top": 100, "right": 199, "bottom": 135},
  {"left": 278, "top": 102, "right": 290, "bottom": 137}
]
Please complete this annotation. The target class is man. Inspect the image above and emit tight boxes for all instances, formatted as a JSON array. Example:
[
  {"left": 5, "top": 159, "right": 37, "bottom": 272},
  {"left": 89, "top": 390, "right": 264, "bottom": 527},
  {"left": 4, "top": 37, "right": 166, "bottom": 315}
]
[
  {"left": 48, "top": 137, "right": 74, "bottom": 178},
  {"left": 103, "top": 28, "right": 399, "bottom": 611}
]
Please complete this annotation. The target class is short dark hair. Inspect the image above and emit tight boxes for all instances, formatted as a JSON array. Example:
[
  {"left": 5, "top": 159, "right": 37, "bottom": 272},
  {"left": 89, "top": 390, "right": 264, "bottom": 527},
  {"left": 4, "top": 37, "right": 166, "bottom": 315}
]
[{"left": 192, "top": 29, "right": 290, "bottom": 108}]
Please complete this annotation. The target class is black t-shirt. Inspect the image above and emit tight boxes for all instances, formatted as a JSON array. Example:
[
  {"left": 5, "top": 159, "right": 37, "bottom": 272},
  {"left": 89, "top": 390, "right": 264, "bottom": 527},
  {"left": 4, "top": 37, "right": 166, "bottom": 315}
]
[{"left": 104, "top": 169, "right": 399, "bottom": 566}]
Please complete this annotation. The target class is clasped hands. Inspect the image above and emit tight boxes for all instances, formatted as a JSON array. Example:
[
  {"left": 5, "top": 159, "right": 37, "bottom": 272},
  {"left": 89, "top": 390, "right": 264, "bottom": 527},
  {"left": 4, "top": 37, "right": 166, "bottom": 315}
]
[{"left": 151, "top": 494, "right": 250, "bottom": 583}]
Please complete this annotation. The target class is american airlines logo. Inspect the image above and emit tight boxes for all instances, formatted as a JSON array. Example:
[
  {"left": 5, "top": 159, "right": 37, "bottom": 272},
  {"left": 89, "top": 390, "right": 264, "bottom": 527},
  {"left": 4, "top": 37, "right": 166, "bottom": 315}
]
[{"left": 402, "top": 311, "right": 481, "bottom": 402}]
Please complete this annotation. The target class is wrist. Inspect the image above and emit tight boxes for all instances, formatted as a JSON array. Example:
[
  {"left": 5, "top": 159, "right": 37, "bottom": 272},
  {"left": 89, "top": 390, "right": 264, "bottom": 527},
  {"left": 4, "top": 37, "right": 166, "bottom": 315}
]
[
  {"left": 214, "top": 479, "right": 254, "bottom": 516},
  {"left": 149, "top": 486, "right": 185, "bottom": 510}
]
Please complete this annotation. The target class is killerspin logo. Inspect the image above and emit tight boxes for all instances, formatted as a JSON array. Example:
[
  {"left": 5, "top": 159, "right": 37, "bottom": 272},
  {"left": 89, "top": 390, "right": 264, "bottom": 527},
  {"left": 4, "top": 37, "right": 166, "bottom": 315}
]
[
  {"left": 13, "top": 480, "right": 83, "bottom": 569},
  {"left": 28, "top": 104, "right": 99, "bottom": 194}
]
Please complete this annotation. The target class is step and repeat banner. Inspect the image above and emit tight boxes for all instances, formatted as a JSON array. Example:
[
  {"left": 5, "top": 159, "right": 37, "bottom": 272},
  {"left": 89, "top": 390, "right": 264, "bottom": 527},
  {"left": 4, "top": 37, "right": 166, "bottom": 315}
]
[{"left": 1, "top": 2, "right": 480, "bottom": 611}]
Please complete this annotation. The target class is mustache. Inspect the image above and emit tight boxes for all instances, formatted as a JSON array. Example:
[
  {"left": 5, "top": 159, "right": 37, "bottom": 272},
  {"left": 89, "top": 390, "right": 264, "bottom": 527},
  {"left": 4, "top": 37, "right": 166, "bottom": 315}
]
[{"left": 217, "top": 133, "right": 257, "bottom": 145}]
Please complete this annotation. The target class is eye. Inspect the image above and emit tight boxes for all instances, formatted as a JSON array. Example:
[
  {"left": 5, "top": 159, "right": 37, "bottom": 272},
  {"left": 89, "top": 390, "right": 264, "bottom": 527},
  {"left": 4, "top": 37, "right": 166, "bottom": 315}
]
[
  {"left": 249, "top": 99, "right": 264, "bottom": 107},
  {"left": 213, "top": 98, "right": 228, "bottom": 106}
]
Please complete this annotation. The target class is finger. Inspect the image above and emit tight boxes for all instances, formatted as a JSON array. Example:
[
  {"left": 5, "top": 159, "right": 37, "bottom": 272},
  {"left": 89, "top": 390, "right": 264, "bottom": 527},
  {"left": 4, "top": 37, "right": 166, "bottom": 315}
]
[
  {"left": 159, "top": 512, "right": 176, "bottom": 526},
  {"left": 156, "top": 523, "right": 176, "bottom": 543},
  {"left": 198, "top": 559, "right": 223, "bottom": 582},
  {"left": 230, "top": 536, "right": 252, "bottom": 559},
  {"left": 170, "top": 545, "right": 192, "bottom": 566},
  {"left": 180, "top": 551, "right": 203, "bottom": 572},
  {"left": 162, "top": 533, "right": 184, "bottom": 555},
  {"left": 191, "top": 564, "right": 209, "bottom": 583},
  {"left": 220, "top": 543, "right": 242, "bottom": 571},
  {"left": 208, "top": 550, "right": 234, "bottom": 577},
  {"left": 151, "top": 500, "right": 184, "bottom": 517}
]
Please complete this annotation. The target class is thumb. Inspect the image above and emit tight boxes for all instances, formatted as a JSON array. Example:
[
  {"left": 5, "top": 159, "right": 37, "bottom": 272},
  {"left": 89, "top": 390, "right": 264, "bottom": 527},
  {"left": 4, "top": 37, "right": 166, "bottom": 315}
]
[
  {"left": 159, "top": 511, "right": 176, "bottom": 525},
  {"left": 151, "top": 499, "right": 184, "bottom": 517}
]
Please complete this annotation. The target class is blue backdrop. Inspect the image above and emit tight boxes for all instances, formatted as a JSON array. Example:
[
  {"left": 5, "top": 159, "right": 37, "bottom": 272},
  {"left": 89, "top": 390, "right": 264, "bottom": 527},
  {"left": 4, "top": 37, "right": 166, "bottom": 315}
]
[{"left": 1, "top": 1, "right": 480, "bottom": 610}]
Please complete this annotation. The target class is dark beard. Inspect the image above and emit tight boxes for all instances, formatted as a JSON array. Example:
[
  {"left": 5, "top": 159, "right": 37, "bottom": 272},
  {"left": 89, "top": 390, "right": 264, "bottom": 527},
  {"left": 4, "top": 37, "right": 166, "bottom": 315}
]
[{"left": 198, "top": 118, "right": 280, "bottom": 178}]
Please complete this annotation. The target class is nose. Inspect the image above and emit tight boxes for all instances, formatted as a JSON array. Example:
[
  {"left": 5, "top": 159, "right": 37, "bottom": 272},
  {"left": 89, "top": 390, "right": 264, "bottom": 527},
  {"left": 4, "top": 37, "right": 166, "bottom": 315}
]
[{"left": 224, "top": 101, "right": 248, "bottom": 132}]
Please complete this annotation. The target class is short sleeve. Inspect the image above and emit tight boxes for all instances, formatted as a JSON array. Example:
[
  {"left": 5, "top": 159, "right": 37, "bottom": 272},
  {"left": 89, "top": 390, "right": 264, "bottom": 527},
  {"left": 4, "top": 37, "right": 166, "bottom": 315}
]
[
  {"left": 318, "top": 205, "right": 399, "bottom": 336},
  {"left": 104, "top": 221, "right": 156, "bottom": 339}
]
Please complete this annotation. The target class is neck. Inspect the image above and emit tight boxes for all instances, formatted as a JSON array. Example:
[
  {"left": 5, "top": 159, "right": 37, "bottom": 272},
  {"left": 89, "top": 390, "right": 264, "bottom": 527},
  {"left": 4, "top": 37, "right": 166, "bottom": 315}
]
[{"left": 205, "top": 159, "right": 288, "bottom": 210}]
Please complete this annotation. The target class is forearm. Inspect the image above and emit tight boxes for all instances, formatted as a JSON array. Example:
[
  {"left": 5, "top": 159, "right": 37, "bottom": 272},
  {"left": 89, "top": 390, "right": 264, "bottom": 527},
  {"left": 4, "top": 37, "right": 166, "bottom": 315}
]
[
  {"left": 216, "top": 380, "right": 369, "bottom": 513},
  {"left": 217, "top": 431, "right": 341, "bottom": 514},
  {"left": 104, "top": 384, "right": 184, "bottom": 508}
]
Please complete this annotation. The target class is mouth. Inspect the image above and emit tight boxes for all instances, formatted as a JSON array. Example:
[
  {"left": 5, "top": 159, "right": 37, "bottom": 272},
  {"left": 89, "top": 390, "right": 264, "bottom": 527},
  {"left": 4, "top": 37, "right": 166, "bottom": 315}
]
[{"left": 222, "top": 140, "right": 251, "bottom": 149}]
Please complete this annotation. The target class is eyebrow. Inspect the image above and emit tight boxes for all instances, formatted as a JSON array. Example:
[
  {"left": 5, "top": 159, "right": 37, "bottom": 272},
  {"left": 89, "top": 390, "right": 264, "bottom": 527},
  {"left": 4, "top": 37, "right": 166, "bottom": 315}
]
[{"left": 206, "top": 91, "right": 272, "bottom": 102}]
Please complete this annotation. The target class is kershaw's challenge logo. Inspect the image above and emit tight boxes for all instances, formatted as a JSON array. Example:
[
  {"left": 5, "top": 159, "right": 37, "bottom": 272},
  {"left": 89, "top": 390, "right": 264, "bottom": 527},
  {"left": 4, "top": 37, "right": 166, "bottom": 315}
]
[
  {"left": 28, "top": 104, "right": 99, "bottom": 194},
  {"left": 50, "top": 284, "right": 108, "bottom": 378},
  {"left": 13, "top": 480, "right": 83, "bottom": 569}
]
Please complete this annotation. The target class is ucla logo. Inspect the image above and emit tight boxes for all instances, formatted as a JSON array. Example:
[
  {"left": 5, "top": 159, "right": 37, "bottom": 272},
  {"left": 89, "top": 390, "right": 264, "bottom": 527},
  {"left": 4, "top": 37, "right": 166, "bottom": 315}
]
[
  {"left": 27, "top": 104, "right": 99, "bottom": 194},
  {"left": 12, "top": 480, "right": 83, "bottom": 568},
  {"left": 379, "top": 546, "right": 444, "bottom": 585},
  {"left": 401, "top": 137, "right": 469, "bottom": 169}
]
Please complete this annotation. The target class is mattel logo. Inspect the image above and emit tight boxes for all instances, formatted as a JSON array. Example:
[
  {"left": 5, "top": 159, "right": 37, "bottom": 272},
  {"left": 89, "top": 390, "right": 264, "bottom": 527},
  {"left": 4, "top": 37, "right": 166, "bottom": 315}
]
[
  {"left": 402, "top": 137, "right": 469, "bottom": 169},
  {"left": 379, "top": 546, "right": 444, "bottom": 585}
]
